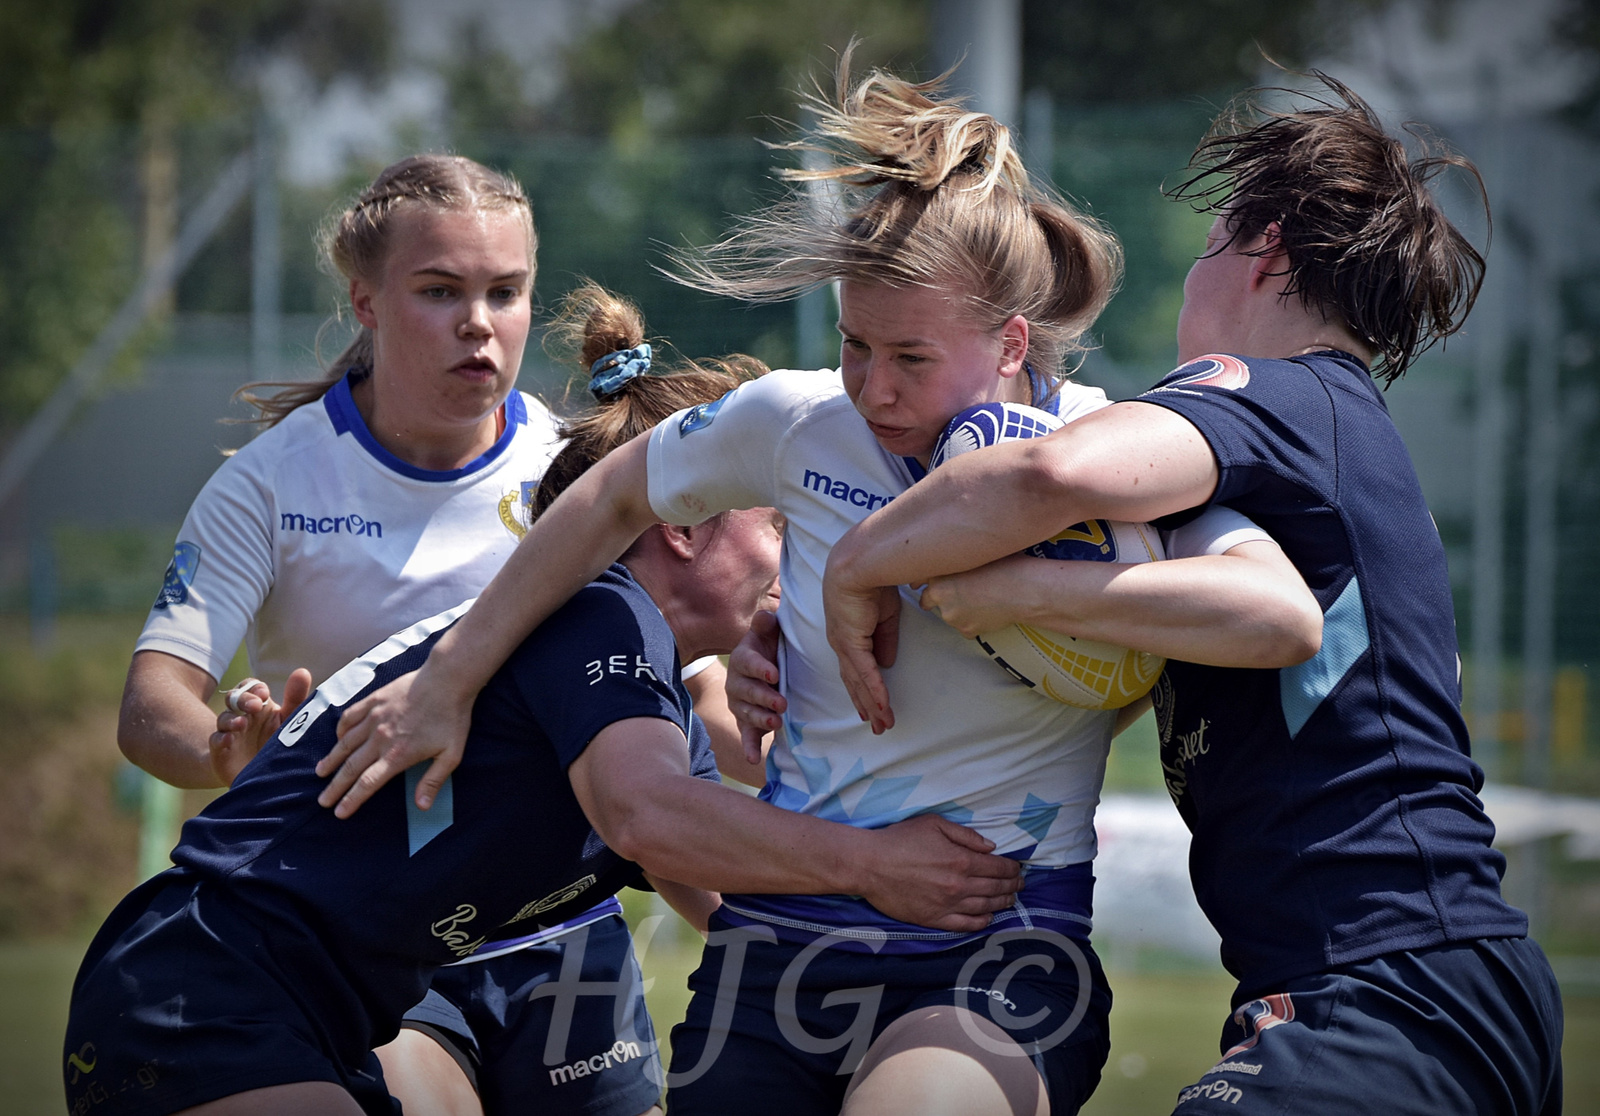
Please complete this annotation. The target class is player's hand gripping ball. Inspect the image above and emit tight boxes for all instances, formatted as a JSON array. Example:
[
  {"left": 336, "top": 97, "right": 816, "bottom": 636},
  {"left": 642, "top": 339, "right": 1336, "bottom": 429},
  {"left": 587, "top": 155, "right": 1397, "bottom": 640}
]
[{"left": 928, "top": 402, "right": 1166, "bottom": 710}]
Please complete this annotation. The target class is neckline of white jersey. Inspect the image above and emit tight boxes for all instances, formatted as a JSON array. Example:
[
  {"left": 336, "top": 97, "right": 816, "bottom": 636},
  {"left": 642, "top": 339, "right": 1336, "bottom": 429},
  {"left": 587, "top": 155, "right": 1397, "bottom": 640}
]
[{"left": 323, "top": 371, "right": 527, "bottom": 482}]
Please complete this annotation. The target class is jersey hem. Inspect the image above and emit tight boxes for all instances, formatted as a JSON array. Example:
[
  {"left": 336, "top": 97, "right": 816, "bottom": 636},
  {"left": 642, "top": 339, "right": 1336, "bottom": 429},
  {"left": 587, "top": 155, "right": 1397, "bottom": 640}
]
[
  {"left": 447, "top": 899, "right": 626, "bottom": 964},
  {"left": 1230, "top": 917, "right": 1532, "bottom": 993},
  {"left": 132, "top": 633, "right": 226, "bottom": 682}
]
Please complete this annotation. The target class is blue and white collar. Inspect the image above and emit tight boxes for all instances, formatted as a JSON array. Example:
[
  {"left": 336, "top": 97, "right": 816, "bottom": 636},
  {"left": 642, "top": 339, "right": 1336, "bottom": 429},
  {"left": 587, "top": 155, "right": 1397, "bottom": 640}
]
[{"left": 323, "top": 371, "right": 527, "bottom": 483}]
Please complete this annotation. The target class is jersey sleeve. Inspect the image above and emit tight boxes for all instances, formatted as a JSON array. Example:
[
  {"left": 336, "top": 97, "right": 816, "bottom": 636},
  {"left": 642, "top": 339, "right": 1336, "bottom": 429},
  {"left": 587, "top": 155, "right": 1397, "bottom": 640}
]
[
  {"left": 1160, "top": 504, "right": 1273, "bottom": 559},
  {"left": 516, "top": 391, "right": 566, "bottom": 462},
  {"left": 1136, "top": 353, "right": 1338, "bottom": 510},
  {"left": 134, "top": 455, "right": 275, "bottom": 683},
  {"left": 647, "top": 371, "right": 826, "bottom": 525},
  {"left": 685, "top": 716, "right": 722, "bottom": 784},
  {"left": 506, "top": 585, "right": 691, "bottom": 772}
]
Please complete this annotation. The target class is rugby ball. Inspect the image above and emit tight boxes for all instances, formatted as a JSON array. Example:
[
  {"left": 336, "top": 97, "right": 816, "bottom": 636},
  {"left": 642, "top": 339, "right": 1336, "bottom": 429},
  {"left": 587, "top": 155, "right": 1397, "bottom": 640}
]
[{"left": 928, "top": 402, "right": 1166, "bottom": 710}]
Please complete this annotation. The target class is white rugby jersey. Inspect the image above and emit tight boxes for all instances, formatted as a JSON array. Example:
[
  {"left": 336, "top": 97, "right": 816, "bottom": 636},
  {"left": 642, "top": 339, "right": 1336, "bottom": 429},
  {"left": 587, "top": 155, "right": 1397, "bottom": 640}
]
[
  {"left": 136, "top": 376, "right": 563, "bottom": 698},
  {"left": 649, "top": 369, "right": 1264, "bottom": 872}
]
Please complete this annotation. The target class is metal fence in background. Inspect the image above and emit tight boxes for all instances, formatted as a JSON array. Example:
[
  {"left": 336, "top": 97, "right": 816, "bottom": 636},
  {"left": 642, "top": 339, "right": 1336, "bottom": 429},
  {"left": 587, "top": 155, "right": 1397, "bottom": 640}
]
[{"left": 1, "top": 108, "right": 1598, "bottom": 801}]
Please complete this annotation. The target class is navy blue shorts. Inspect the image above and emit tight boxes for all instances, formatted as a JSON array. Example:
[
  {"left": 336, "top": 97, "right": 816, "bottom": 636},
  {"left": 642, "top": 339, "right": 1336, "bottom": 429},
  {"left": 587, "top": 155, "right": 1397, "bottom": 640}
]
[
  {"left": 64, "top": 872, "right": 399, "bottom": 1116},
  {"left": 1171, "top": 937, "right": 1563, "bottom": 1115},
  {"left": 401, "top": 913, "right": 662, "bottom": 1116},
  {"left": 666, "top": 914, "right": 1113, "bottom": 1116}
]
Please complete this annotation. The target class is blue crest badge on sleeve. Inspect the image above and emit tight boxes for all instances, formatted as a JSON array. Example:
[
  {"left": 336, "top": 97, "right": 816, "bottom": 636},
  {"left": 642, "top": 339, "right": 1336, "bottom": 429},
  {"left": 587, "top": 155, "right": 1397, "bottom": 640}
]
[
  {"left": 153, "top": 542, "right": 202, "bottom": 610},
  {"left": 677, "top": 392, "right": 730, "bottom": 438}
]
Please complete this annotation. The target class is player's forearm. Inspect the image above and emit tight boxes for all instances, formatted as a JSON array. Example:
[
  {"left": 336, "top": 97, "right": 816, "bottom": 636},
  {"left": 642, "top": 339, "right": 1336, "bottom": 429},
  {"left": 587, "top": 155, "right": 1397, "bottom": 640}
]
[
  {"left": 118, "top": 708, "right": 220, "bottom": 788},
  {"left": 957, "top": 547, "right": 1322, "bottom": 668},
  {"left": 828, "top": 438, "right": 1072, "bottom": 594},
  {"left": 118, "top": 653, "right": 225, "bottom": 789},
  {"left": 643, "top": 873, "right": 720, "bottom": 934},
  {"left": 424, "top": 436, "right": 661, "bottom": 702},
  {"left": 830, "top": 402, "right": 1219, "bottom": 592},
  {"left": 605, "top": 776, "right": 876, "bottom": 897}
]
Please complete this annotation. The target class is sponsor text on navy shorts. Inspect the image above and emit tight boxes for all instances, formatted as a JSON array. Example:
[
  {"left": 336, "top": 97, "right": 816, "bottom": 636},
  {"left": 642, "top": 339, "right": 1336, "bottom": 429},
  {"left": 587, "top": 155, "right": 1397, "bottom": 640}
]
[
  {"left": 402, "top": 912, "right": 662, "bottom": 1115},
  {"left": 1171, "top": 936, "right": 1563, "bottom": 1115},
  {"left": 64, "top": 871, "right": 399, "bottom": 1116}
]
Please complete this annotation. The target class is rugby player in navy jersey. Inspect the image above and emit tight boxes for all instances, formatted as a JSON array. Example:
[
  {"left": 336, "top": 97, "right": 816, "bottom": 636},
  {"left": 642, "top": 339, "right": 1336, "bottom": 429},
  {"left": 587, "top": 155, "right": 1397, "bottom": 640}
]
[
  {"left": 813, "top": 74, "right": 1563, "bottom": 1115},
  {"left": 63, "top": 288, "right": 1021, "bottom": 1116}
]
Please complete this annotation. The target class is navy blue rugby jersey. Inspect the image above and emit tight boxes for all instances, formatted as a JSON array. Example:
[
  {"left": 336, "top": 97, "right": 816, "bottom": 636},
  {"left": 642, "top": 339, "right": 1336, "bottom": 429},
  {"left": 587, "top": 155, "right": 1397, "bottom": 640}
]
[
  {"left": 1137, "top": 351, "right": 1525, "bottom": 989},
  {"left": 172, "top": 564, "right": 718, "bottom": 1025}
]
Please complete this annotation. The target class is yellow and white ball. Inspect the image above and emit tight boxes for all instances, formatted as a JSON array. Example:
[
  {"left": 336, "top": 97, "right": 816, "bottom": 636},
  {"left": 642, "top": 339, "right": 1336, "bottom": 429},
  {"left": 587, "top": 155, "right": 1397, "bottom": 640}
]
[{"left": 929, "top": 403, "right": 1166, "bottom": 710}]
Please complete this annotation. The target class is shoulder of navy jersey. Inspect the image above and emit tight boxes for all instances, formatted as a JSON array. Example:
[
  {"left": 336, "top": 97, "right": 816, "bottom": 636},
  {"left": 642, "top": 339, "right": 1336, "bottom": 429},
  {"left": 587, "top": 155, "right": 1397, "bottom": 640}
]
[{"left": 498, "top": 565, "right": 698, "bottom": 773}]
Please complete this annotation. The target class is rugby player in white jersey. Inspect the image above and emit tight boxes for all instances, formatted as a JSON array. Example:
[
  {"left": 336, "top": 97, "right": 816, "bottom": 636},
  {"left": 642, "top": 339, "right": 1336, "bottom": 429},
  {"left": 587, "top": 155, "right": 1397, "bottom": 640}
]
[
  {"left": 316, "top": 59, "right": 1323, "bottom": 1116},
  {"left": 117, "top": 155, "right": 740, "bottom": 1116}
]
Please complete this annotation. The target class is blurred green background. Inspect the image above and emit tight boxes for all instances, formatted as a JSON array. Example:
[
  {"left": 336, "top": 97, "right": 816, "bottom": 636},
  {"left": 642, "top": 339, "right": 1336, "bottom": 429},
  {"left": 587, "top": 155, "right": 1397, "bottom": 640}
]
[{"left": 3, "top": 0, "right": 1599, "bottom": 1111}]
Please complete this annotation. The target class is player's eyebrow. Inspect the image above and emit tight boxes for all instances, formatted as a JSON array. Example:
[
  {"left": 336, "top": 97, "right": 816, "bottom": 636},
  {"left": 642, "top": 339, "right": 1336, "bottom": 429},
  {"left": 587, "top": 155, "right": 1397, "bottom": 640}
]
[
  {"left": 834, "top": 319, "right": 938, "bottom": 349},
  {"left": 412, "top": 266, "right": 530, "bottom": 283}
]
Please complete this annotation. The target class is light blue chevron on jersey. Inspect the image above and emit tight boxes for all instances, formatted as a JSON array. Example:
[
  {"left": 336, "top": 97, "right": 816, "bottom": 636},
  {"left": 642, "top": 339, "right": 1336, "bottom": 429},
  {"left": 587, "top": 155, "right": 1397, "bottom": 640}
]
[
  {"left": 405, "top": 769, "right": 455, "bottom": 855},
  {"left": 813, "top": 757, "right": 869, "bottom": 823},
  {"left": 765, "top": 716, "right": 984, "bottom": 829},
  {"left": 1017, "top": 794, "right": 1063, "bottom": 844},
  {"left": 853, "top": 774, "right": 924, "bottom": 819},
  {"left": 924, "top": 800, "right": 976, "bottom": 826},
  {"left": 1280, "top": 576, "right": 1370, "bottom": 738}
]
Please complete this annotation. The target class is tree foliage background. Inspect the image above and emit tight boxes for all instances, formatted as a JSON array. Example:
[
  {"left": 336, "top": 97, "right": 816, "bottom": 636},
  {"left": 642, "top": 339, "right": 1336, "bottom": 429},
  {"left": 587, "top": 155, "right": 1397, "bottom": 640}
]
[
  {"left": 0, "top": 0, "right": 390, "bottom": 432},
  {"left": 0, "top": 0, "right": 1417, "bottom": 437}
]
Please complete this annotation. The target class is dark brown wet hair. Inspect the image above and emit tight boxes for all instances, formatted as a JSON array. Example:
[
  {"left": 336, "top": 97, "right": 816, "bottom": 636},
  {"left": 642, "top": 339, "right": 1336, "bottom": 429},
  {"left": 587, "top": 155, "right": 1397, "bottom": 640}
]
[
  {"left": 1167, "top": 71, "right": 1487, "bottom": 384},
  {"left": 530, "top": 283, "right": 766, "bottom": 522}
]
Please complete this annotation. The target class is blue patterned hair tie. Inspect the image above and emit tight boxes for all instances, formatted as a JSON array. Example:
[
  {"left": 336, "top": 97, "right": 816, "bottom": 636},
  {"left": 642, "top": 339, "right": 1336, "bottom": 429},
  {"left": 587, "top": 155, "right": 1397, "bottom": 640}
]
[{"left": 588, "top": 343, "right": 653, "bottom": 400}]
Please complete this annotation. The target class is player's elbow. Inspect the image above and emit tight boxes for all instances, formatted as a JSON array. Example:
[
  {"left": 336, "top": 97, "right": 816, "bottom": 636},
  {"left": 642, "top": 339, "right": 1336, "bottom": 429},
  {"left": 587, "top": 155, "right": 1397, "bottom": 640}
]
[
  {"left": 1011, "top": 438, "right": 1094, "bottom": 518},
  {"left": 1258, "top": 597, "right": 1323, "bottom": 667},
  {"left": 590, "top": 791, "right": 676, "bottom": 869}
]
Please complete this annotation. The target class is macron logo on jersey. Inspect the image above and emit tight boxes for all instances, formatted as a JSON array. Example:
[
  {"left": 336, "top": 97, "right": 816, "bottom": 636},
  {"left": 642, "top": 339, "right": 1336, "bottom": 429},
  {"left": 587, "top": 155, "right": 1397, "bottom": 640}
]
[
  {"left": 280, "top": 512, "right": 383, "bottom": 538},
  {"left": 802, "top": 468, "right": 893, "bottom": 511}
]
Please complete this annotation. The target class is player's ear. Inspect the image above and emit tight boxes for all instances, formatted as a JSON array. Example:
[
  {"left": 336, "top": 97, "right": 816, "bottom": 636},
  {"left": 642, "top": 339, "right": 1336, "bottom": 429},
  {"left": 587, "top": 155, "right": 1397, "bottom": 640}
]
[
  {"left": 997, "top": 315, "right": 1029, "bottom": 380},
  {"left": 350, "top": 276, "right": 378, "bottom": 330},
  {"left": 1248, "top": 221, "right": 1290, "bottom": 293},
  {"left": 659, "top": 523, "right": 697, "bottom": 561}
]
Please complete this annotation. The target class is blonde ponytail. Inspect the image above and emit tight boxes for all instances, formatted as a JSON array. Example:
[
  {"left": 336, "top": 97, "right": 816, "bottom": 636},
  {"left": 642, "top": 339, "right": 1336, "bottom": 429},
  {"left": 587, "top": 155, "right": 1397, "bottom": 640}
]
[{"left": 671, "top": 46, "right": 1122, "bottom": 379}]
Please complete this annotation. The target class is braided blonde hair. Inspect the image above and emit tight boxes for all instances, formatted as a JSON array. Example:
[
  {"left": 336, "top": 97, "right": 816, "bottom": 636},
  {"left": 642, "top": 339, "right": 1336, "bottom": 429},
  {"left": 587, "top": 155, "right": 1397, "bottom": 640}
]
[
  {"left": 238, "top": 155, "right": 536, "bottom": 425},
  {"left": 672, "top": 48, "right": 1122, "bottom": 380}
]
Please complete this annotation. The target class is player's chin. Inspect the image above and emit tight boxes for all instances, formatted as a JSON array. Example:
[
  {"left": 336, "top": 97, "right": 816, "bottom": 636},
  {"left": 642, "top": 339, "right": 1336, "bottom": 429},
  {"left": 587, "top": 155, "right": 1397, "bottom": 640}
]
[{"left": 867, "top": 425, "right": 933, "bottom": 459}]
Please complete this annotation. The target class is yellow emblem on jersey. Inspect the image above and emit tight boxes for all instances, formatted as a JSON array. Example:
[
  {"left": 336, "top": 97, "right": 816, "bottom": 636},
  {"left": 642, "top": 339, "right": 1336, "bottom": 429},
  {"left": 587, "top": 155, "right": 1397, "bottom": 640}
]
[
  {"left": 498, "top": 480, "right": 539, "bottom": 540},
  {"left": 498, "top": 492, "right": 526, "bottom": 539}
]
